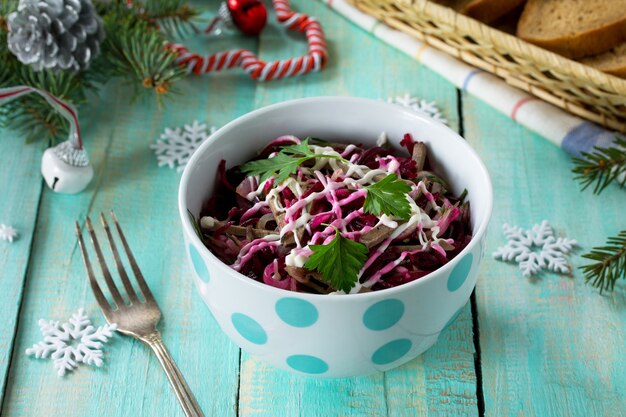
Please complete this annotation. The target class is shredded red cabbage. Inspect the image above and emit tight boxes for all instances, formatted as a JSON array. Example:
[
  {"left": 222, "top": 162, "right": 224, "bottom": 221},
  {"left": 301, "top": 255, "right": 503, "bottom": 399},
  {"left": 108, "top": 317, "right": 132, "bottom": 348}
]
[{"left": 198, "top": 134, "right": 472, "bottom": 294}]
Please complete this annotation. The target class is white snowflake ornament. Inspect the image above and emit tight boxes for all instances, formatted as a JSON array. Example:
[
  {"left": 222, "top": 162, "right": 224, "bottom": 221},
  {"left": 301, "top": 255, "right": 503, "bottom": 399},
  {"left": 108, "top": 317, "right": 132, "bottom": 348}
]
[
  {"left": 493, "top": 220, "right": 577, "bottom": 277},
  {"left": 25, "top": 309, "right": 117, "bottom": 376},
  {"left": 388, "top": 93, "right": 448, "bottom": 125},
  {"left": 0, "top": 224, "right": 18, "bottom": 242},
  {"left": 151, "top": 120, "right": 217, "bottom": 172}
]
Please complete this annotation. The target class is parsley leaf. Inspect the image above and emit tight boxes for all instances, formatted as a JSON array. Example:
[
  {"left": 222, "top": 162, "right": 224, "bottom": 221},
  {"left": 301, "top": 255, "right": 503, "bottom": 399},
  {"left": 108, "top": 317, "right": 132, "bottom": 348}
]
[
  {"left": 280, "top": 140, "right": 316, "bottom": 156},
  {"left": 239, "top": 153, "right": 301, "bottom": 183},
  {"left": 304, "top": 228, "right": 369, "bottom": 293},
  {"left": 240, "top": 138, "right": 342, "bottom": 184},
  {"left": 364, "top": 174, "right": 412, "bottom": 220}
]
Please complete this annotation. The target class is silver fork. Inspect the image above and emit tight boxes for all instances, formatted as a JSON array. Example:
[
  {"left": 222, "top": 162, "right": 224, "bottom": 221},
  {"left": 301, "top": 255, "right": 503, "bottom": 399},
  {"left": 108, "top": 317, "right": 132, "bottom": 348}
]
[{"left": 75, "top": 212, "right": 205, "bottom": 417}]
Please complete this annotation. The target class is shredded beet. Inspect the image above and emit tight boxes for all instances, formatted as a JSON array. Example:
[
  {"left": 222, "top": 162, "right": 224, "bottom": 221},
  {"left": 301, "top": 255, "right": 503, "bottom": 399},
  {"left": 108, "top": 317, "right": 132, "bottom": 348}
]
[{"left": 199, "top": 134, "right": 473, "bottom": 294}]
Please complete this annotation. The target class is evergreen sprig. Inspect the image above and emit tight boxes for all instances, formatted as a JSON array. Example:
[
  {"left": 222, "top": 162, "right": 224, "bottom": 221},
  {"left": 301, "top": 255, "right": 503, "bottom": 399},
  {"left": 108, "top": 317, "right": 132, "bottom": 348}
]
[
  {"left": 102, "top": 16, "right": 185, "bottom": 101},
  {"left": 580, "top": 231, "right": 626, "bottom": 293},
  {"left": 0, "top": 28, "right": 12, "bottom": 86},
  {"left": 0, "top": 61, "right": 95, "bottom": 142},
  {"left": 138, "top": 0, "right": 199, "bottom": 38},
  {"left": 0, "top": 0, "right": 12, "bottom": 16},
  {"left": 572, "top": 138, "right": 626, "bottom": 194},
  {"left": 0, "top": 0, "right": 199, "bottom": 143}
]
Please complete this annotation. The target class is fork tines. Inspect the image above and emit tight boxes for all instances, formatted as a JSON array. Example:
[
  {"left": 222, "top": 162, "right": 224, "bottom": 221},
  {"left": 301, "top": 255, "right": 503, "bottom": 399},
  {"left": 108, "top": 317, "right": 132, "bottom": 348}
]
[{"left": 76, "top": 211, "right": 156, "bottom": 314}]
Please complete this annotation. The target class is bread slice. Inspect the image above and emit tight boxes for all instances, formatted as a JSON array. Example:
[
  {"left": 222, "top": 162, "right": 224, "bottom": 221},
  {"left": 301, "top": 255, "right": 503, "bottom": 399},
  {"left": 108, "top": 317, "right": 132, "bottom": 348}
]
[
  {"left": 581, "top": 42, "right": 626, "bottom": 78},
  {"left": 517, "top": 0, "right": 626, "bottom": 59},
  {"left": 436, "top": 0, "right": 526, "bottom": 24},
  {"left": 492, "top": 2, "right": 526, "bottom": 35}
]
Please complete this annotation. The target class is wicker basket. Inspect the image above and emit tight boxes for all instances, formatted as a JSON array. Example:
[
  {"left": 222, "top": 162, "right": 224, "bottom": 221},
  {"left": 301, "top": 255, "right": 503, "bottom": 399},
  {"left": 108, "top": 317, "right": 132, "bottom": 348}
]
[{"left": 348, "top": 0, "right": 626, "bottom": 133}]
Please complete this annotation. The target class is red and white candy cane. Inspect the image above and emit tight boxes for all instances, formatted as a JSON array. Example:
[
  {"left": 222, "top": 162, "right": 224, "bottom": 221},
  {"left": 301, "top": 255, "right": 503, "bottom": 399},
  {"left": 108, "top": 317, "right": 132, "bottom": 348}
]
[
  {"left": 0, "top": 86, "right": 84, "bottom": 152},
  {"left": 169, "top": 0, "right": 327, "bottom": 81},
  {"left": 0, "top": 86, "right": 93, "bottom": 193}
]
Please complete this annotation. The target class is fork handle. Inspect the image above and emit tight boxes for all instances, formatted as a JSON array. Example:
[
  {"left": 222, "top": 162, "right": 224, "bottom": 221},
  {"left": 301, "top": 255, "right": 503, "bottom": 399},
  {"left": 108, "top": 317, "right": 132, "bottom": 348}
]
[{"left": 143, "top": 332, "right": 205, "bottom": 417}]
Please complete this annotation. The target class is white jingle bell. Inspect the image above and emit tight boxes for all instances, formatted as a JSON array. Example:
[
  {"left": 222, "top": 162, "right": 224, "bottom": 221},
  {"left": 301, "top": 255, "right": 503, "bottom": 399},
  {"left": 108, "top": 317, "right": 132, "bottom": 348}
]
[{"left": 41, "top": 140, "right": 93, "bottom": 194}]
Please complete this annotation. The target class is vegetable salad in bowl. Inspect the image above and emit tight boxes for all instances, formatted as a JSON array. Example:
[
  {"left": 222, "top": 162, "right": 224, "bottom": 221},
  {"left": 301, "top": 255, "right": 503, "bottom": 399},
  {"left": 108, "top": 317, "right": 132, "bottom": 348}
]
[
  {"left": 197, "top": 133, "right": 472, "bottom": 294},
  {"left": 179, "top": 96, "right": 492, "bottom": 377}
]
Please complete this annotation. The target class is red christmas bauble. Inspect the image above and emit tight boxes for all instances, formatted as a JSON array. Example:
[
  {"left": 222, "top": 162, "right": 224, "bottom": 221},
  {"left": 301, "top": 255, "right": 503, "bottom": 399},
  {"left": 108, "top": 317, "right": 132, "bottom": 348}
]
[{"left": 227, "top": 0, "right": 267, "bottom": 36}]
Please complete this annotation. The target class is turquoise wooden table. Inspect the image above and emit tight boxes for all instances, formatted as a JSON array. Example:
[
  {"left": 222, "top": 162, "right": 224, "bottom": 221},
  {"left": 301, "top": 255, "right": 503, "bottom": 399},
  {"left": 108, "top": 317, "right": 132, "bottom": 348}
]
[{"left": 1, "top": 1, "right": 625, "bottom": 416}]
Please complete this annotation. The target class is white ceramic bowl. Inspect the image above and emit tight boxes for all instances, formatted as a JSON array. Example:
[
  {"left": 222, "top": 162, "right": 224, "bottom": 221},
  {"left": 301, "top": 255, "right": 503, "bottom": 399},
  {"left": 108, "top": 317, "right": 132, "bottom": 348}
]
[{"left": 179, "top": 97, "right": 492, "bottom": 378}]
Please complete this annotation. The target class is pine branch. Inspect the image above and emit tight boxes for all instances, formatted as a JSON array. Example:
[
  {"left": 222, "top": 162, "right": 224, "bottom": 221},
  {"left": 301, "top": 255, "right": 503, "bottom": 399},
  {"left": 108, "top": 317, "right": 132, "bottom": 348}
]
[
  {"left": 0, "top": 0, "right": 91, "bottom": 142},
  {"left": 0, "top": 54, "right": 95, "bottom": 143},
  {"left": 101, "top": 10, "right": 186, "bottom": 101},
  {"left": 0, "top": 33, "right": 10, "bottom": 85},
  {"left": 138, "top": 0, "right": 199, "bottom": 38},
  {"left": 572, "top": 138, "right": 626, "bottom": 194},
  {"left": 0, "top": 1, "right": 13, "bottom": 83},
  {"left": 580, "top": 231, "right": 626, "bottom": 293},
  {"left": 16, "top": 102, "right": 68, "bottom": 143},
  {"left": 0, "top": 0, "right": 15, "bottom": 17},
  {"left": 139, "top": 0, "right": 197, "bottom": 21},
  {"left": 0, "top": 0, "right": 198, "bottom": 141}
]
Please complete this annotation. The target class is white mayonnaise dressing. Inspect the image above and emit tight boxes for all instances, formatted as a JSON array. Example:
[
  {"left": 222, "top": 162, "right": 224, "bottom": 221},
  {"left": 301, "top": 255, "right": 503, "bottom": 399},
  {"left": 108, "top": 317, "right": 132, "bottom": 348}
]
[
  {"left": 200, "top": 216, "right": 217, "bottom": 229},
  {"left": 378, "top": 214, "right": 398, "bottom": 229},
  {"left": 285, "top": 250, "right": 309, "bottom": 268},
  {"left": 376, "top": 132, "right": 388, "bottom": 147},
  {"left": 236, "top": 140, "right": 448, "bottom": 295}
]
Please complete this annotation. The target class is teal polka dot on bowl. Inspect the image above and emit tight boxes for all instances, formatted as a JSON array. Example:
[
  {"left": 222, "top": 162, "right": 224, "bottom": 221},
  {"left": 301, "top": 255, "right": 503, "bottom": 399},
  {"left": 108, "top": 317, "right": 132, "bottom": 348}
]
[
  {"left": 363, "top": 299, "right": 404, "bottom": 331},
  {"left": 371, "top": 339, "right": 412, "bottom": 365},
  {"left": 447, "top": 253, "right": 473, "bottom": 292},
  {"left": 231, "top": 313, "right": 267, "bottom": 345},
  {"left": 286, "top": 354, "right": 328, "bottom": 374},
  {"left": 275, "top": 298, "right": 318, "bottom": 327},
  {"left": 189, "top": 244, "right": 210, "bottom": 282}
]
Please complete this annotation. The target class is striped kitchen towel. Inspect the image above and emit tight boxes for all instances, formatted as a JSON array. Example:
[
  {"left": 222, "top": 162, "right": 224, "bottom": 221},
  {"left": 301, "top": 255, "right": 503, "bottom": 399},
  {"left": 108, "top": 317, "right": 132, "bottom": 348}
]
[{"left": 321, "top": 0, "right": 621, "bottom": 157}]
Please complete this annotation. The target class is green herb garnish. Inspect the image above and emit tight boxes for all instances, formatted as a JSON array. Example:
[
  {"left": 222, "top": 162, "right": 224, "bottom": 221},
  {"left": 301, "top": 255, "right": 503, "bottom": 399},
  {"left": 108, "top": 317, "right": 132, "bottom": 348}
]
[
  {"left": 364, "top": 174, "right": 412, "bottom": 220},
  {"left": 304, "top": 228, "right": 369, "bottom": 293},
  {"left": 187, "top": 209, "right": 204, "bottom": 243},
  {"left": 240, "top": 138, "right": 343, "bottom": 184}
]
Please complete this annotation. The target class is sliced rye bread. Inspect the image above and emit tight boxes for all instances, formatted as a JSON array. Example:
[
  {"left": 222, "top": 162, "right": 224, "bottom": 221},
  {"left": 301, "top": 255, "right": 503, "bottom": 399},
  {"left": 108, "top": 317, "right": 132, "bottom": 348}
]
[
  {"left": 517, "top": 0, "right": 626, "bottom": 59},
  {"left": 436, "top": 0, "right": 526, "bottom": 24},
  {"left": 581, "top": 42, "right": 626, "bottom": 78}
]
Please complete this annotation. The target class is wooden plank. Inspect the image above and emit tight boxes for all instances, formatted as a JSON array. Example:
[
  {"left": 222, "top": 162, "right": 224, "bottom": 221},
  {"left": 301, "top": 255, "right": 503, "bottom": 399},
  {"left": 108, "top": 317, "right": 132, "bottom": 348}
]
[
  {"left": 0, "top": 65, "right": 258, "bottom": 415},
  {"left": 0, "top": 136, "right": 44, "bottom": 405},
  {"left": 463, "top": 94, "right": 626, "bottom": 416},
  {"left": 384, "top": 301, "right": 476, "bottom": 416},
  {"left": 237, "top": 2, "right": 478, "bottom": 416}
]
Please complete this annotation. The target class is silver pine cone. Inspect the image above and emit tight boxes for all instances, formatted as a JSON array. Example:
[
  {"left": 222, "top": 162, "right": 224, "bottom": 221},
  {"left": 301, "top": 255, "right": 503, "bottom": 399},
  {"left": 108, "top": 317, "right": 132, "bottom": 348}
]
[{"left": 7, "top": 0, "right": 104, "bottom": 72}]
